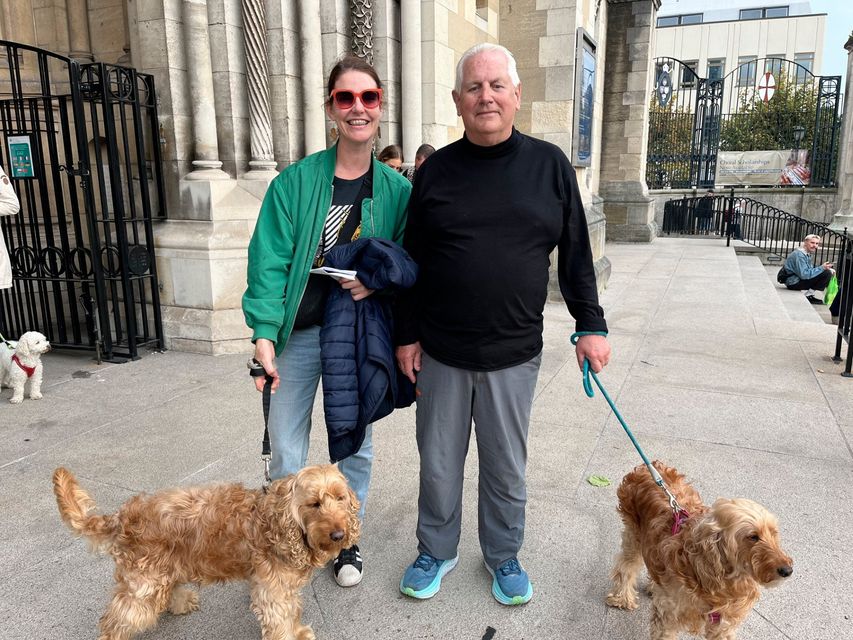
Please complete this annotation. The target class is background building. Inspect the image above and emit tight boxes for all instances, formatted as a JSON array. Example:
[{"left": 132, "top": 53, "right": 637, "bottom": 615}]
[{"left": 654, "top": 0, "right": 826, "bottom": 82}]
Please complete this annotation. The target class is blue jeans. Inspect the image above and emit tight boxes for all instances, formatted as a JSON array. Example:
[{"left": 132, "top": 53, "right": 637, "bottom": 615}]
[{"left": 268, "top": 325, "right": 373, "bottom": 520}]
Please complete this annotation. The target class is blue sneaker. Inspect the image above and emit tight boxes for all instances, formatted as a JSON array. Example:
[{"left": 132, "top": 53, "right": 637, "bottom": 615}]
[
  {"left": 486, "top": 558, "right": 533, "bottom": 605},
  {"left": 400, "top": 552, "right": 458, "bottom": 599}
]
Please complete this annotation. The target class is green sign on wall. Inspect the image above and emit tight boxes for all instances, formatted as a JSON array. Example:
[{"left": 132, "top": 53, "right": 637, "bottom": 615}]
[{"left": 7, "top": 135, "right": 35, "bottom": 179}]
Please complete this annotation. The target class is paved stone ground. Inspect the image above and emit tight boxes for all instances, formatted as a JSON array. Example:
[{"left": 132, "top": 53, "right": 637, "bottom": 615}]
[{"left": 1, "top": 238, "right": 851, "bottom": 639}]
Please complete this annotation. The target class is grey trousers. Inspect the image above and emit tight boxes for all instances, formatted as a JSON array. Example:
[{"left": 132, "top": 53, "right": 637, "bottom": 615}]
[{"left": 415, "top": 350, "right": 542, "bottom": 569}]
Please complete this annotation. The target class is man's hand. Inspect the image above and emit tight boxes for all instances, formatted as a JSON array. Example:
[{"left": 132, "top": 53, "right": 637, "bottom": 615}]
[
  {"left": 396, "top": 342, "right": 422, "bottom": 383},
  {"left": 822, "top": 262, "right": 834, "bottom": 272},
  {"left": 575, "top": 334, "right": 611, "bottom": 373},
  {"left": 253, "top": 338, "right": 280, "bottom": 393},
  {"left": 340, "top": 276, "right": 375, "bottom": 301}
]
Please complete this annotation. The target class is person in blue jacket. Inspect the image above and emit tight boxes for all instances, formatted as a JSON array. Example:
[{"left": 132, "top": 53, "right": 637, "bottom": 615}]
[{"left": 783, "top": 234, "right": 835, "bottom": 304}]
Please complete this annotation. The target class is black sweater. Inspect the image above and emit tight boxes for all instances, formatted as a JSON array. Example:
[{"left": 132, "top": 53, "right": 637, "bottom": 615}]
[{"left": 396, "top": 129, "right": 607, "bottom": 371}]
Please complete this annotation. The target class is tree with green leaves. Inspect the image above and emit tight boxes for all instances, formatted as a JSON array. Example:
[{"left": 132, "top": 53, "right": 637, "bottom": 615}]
[{"left": 719, "top": 71, "right": 818, "bottom": 151}]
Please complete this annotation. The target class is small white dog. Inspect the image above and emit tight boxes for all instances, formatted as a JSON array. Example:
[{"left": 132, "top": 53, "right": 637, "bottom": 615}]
[{"left": 1, "top": 331, "right": 51, "bottom": 404}]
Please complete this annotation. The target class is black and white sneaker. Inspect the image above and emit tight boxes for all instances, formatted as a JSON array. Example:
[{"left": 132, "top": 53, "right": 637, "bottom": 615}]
[{"left": 334, "top": 545, "right": 363, "bottom": 587}]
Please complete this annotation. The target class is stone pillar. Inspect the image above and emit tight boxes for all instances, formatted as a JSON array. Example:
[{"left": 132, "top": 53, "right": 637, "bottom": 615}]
[
  {"left": 350, "top": 0, "right": 374, "bottom": 64},
  {"left": 830, "top": 37, "right": 853, "bottom": 233},
  {"left": 182, "top": 0, "right": 229, "bottom": 180},
  {"left": 599, "top": 0, "right": 659, "bottom": 242},
  {"left": 401, "top": 0, "right": 422, "bottom": 162},
  {"left": 298, "top": 0, "right": 326, "bottom": 155},
  {"left": 67, "top": 0, "right": 93, "bottom": 61},
  {"left": 241, "top": 0, "right": 277, "bottom": 180}
]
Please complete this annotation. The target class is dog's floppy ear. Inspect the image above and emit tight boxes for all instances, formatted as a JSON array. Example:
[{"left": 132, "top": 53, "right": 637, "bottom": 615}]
[
  {"left": 345, "top": 485, "right": 361, "bottom": 547},
  {"left": 264, "top": 475, "right": 312, "bottom": 570},
  {"left": 681, "top": 514, "right": 729, "bottom": 594},
  {"left": 15, "top": 336, "right": 30, "bottom": 357}
]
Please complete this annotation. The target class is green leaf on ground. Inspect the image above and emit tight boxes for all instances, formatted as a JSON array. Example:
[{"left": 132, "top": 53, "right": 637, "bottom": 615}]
[{"left": 587, "top": 475, "right": 611, "bottom": 487}]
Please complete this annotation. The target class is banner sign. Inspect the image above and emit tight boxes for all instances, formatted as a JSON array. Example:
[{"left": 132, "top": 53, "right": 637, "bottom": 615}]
[{"left": 717, "top": 150, "right": 811, "bottom": 186}]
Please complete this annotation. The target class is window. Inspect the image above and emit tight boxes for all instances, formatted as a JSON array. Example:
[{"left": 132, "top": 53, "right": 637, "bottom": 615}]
[
  {"left": 740, "top": 6, "right": 789, "bottom": 20},
  {"left": 476, "top": 0, "right": 488, "bottom": 21},
  {"left": 657, "top": 16, "right": 679, "bottom": 27},
  {"left": 680, "top": 14, "right": 703, "bottom": 25},
  {"left": 737, "top": 56, "right": 757, "bottom": 87},
  {"left": 765, "top": 56, "right": 784, "bottom": 77},
  {"left": 739, "top": 8, "right": 762, "bottom": 20},
  {"left": 707, "top": 59, "right": 725, "bottom": 81},
  {"left": 794, "top": 52, "right": 814, "bottom": 84},
  {"left": 680, "top": 61, "right": 699, "bottom": 88}
]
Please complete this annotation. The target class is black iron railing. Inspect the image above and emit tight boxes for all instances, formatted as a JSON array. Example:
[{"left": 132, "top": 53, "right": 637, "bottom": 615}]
[{"left": 832, "top": 244, "right": 853, "bottom": 377}]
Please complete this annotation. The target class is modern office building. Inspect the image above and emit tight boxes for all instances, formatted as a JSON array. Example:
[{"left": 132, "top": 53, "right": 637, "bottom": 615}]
[{"left": 654, "top": 0, "right": 826, "bottom": 85}]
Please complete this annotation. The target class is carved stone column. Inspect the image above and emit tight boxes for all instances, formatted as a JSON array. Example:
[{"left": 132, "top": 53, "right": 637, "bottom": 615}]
[
  {"left": 241, "top": 0, "right": 277, "bottom": 179},
  {"left": 181, "top": 0, "right": 228, "bottom": 179},
  {"left": 401, "top": 1, "right": 422, "bottom": 162},
  {"left": 599, "top": 0, "right": 660, "bottom": 242},
  {"left": 67, "top": 0, "right": 94, "bottom": 61},
  {"left": 298, "top": 0, "right": 326, "bottom": 155},
  {"left": 350, "top": 0, "right": 374, "bottom": 64},
  {"left": 830, "top": 36, "right": 853, "bottom": 233}
]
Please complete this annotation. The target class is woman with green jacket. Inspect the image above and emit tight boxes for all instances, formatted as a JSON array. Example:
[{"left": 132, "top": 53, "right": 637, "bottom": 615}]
[{"left": 242, "top": 55, "right": 411, "bottom": 587}]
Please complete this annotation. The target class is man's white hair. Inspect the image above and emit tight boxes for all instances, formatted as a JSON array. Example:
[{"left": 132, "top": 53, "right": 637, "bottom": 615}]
[
  {"left": 454, "top": 43, "right": 520, "bottom": 93},
  {"left": 803, "top": 234, "right": 821, "bottom": 244}
]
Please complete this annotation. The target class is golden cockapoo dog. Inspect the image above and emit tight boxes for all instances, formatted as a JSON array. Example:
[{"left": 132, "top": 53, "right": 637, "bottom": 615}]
[
  {"left": 1, "top": 330, "right": 50, "bottom": 403},
  {"left": 53, "top": 464, "right": 359, "bottom": 640},
  {"left": 605, "top": 461, "right": 793, "bottom": 640}
]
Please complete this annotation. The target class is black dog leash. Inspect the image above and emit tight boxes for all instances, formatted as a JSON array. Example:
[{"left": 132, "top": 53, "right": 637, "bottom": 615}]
[{"left": 247, "top": 358, "right": 275, "bottom": 489}]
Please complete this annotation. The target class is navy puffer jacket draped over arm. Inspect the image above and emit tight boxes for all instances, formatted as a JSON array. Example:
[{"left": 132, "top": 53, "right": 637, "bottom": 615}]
[{"left": 320, "top": 237, "right": 418, "bottom": 462}]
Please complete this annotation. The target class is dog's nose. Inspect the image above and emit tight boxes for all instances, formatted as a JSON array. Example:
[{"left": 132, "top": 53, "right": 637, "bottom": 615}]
[
  {"left": 777, "top": 566, "right": 793, "bottom": 578},
  {"left": 330, "top": 530, "right": 344, "bottom": 542}
]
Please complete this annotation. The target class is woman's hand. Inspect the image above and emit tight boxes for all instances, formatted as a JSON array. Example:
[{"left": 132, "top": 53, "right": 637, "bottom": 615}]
[
  {"left": 340, "top": 276, "right": 375, "bottom": 301},
  {"left": 253, "top": 338, "right": 280, "bottom": 393}
]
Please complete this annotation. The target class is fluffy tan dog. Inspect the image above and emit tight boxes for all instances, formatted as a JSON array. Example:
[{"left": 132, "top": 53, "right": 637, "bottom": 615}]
[
  {"left": 605, "top": 461, "right": 793, "bottom": 640},
  {"left": 53, "top": 464, "right": 359, "bottom": 640},
  {"left": 0, "top": 330, "right": 50, "bottom": 403}
]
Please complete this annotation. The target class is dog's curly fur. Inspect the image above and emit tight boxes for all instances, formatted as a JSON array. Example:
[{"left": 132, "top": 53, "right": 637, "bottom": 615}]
[
  {"left": 0, "top": 331, "right": 50, "bottom": 403},
  {"left": 605, "top": 461, "right": 793, "bottom": 640},
  {"left": 53, "top": 464, "right": 360, "bottom": 640}
]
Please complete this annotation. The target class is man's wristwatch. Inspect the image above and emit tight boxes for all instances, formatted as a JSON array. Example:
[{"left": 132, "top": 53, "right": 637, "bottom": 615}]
[{"left": 247, "top": 357, "right": 266, "bottom": 377}]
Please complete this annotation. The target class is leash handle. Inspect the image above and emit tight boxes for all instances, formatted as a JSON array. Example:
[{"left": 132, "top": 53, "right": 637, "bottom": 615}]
[{"left": 250, "top": 363, "right": 275, "bottom": 487}]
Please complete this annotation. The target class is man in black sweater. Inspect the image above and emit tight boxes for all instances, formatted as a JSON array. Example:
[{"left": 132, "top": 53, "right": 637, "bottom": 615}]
[{"left": 396, "top": 43, "right": 611, "bottom": 606}]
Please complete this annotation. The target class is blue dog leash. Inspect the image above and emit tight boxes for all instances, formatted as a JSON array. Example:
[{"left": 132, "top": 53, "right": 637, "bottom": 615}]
[{"left": 570, "top": 332, "right": 687, "bottom": 517}]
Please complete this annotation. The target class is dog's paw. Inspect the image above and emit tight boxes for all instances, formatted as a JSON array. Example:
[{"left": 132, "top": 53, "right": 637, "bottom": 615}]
[
  {"left": 168, "top": 587, "right": 200, "bottom": 615},
  {"left": 9, "top": 396, "right": 23, "bottom": 404},
  {"left": 30, "top": 392, "right": 43, "bottom": 400},
  {"left": 606, "top": 592, "right": 639, "bottom": 610},
  {"left": 296, "top": 626, "right": 315, "bottom": 640}
]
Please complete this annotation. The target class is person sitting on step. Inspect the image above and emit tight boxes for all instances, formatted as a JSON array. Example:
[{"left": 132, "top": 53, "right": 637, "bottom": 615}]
[{"left": 782, "top": 234, "right": 835, "bottom": 304}]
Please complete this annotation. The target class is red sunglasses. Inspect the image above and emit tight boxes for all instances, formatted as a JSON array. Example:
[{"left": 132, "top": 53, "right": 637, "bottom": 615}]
[{"left": 330, "top": 88, "right": 383, "bottom": 110}]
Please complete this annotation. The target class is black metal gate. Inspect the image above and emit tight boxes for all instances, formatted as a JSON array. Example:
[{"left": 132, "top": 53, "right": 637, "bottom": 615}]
[
  {"left": 647, "top": 56, "right": 842, "bottom": 190},
  {"left": 0, "top": 41, "right": 165, "bottom": 361}
]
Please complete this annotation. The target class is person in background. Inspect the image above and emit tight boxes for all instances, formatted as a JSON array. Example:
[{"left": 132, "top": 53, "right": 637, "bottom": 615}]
[
  {"left": 695, "top": 188, "right": 715, "bottom": 234},
  {"left": 395, "top": 43, "right": 610, "bottom": 606},
  {"left": 377, "top": 144, "right": 403, "bottom": 172},
  {"left": 242, "top": 54, "right": 411, "bottom": 588},
  {"left": 783, "top": 234, "right": 834, "bottom": 304},
  {"left": 403, "top": 143, "right": 436, "bottom": 182},
  {"left": 0, "top": 164, "right": 21, "bottom": 290}
]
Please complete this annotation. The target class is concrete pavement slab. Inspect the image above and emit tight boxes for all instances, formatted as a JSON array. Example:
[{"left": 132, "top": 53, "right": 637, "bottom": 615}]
[{"left": 3, "top": 237, "right": 852, "bottom": 639}]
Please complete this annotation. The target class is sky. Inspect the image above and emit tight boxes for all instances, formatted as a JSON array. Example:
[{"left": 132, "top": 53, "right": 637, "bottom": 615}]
[{"left": 810, "top": 0, "right": 852, "bottom": 84}]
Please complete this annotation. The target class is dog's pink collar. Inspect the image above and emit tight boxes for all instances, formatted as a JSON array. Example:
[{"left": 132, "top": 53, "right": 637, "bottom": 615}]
[
  {"left": 12, "top": 354, "right": 36, "bottom": 378},
  {"left": 670, "top": 508, "right": 690, "bottom": 535}
]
